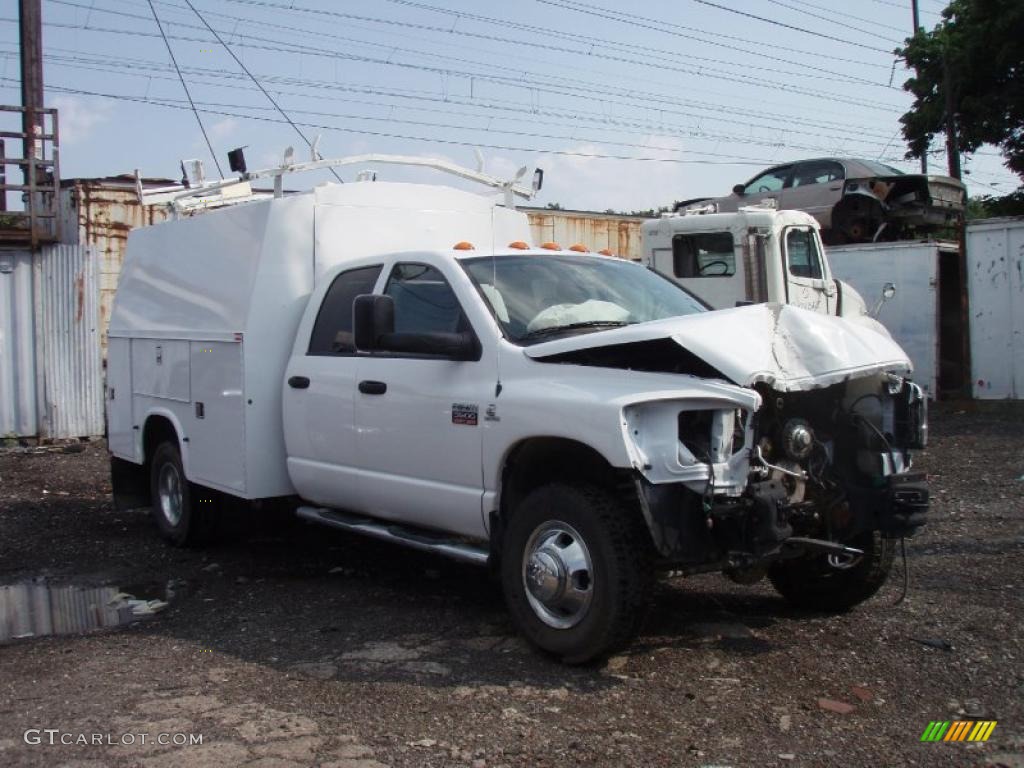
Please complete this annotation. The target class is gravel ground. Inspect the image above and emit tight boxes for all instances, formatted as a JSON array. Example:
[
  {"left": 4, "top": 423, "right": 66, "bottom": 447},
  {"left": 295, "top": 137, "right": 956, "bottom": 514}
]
[{"left": 0, "top": 404, "right": 1022, "bottom": 768}]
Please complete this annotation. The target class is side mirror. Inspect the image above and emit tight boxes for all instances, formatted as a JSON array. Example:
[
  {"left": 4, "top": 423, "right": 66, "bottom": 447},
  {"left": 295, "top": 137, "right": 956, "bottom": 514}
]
[
  {"left": 732, "top": 184, "right": 745, "bottom": 196},
  {"left": 353, "top": 293, "right": 480, "bottom": 361},
  {"left": 871, "top": 282, "right": 897, "bottom": 318},
  {"left": 353, "top": 294, "right": 395, "bottom": 351}
]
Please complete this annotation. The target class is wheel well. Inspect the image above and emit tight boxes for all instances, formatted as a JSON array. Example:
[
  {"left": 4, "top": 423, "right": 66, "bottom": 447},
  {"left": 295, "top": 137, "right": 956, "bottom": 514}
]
[
  {"left": 142, "top": 415, "right": 179, "bottom": 466},
  {"left": 499, "top": 438, "right": 627, "bottom": 520}
]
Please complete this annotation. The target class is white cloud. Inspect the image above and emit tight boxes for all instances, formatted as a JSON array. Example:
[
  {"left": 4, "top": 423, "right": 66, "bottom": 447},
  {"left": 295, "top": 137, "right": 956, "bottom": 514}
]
[
  {"left": 206, "top": 117, "right": 241, "bottom": 145},
  {"left": 51, "top": 95, "right": 112, "bottom": 147}
]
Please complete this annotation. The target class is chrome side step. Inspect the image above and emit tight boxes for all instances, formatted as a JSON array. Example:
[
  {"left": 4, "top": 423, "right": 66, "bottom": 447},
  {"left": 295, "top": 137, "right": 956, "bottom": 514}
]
[{"left": 296, "top": 506, "right": 489, "bottom": 567}]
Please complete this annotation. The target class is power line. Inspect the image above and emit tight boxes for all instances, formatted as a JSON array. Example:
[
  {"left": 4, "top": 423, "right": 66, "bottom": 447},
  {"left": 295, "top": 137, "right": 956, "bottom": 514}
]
[
  {"left": 215, "top": 0, "right": 894, "bottom": 90},
  {"left": 0, "top": 77, "right": 783, "bottom": 167},
  {"left": 768, "top": 0, "right": 908, "bottom": 37},
  {"left": 179, "top": 0, "right": 342, "bottom": 182},
  {"left": 145, "top": 0, "right": 222, "bottom": 177},
  {"left": 688, "top": 0, "right": 899, "bottom": 51},
  {"left": 28, "top": 14, "right": 905, "bottom": 114}
]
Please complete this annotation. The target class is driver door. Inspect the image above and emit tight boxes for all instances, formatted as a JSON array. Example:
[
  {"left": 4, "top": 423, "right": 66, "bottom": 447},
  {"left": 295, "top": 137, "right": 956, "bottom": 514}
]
[
  {"left": 783, "top": 226, "right": 832, "bottom": 314},
  {"left": 729, "top": 164, "right": 793, "bottom": 211},
  {"left": 353, "top": 261, "right": 489, "bottom": 538}
]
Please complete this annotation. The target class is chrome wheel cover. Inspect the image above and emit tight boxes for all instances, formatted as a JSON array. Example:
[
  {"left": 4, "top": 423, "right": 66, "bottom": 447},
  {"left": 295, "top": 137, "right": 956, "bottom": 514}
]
[
  {"left": 522, "top": 521, "right": 594, "bottom": 629},
  {"left": 158, "top": 461, "right": 184, "bottom": 528}
]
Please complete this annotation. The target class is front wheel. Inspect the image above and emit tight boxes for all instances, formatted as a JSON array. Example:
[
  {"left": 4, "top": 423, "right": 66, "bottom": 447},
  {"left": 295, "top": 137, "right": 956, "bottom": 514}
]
[
  {"left": 768, "top": 530, "right": 894, "bottom": 612},
  {"left": 501, "top": 483, "right": 653, "bottom": 664}
]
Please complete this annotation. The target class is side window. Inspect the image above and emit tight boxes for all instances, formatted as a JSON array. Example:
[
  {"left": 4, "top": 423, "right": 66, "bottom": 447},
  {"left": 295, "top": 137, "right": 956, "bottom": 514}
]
[
  {"left": 743, "top": 166, "right": 792, "bottom": 195},
  {"left": 792, "top": 161, "right": 845, "bottom": 188},
  {"left": 785, "top": 228, "right": 824, "bottom": 280},
  {"left": 385, "top": 263, "right": 467, "bottom": 334},
  {"left": 308, "top": 265, "right": 382, "bottom": 355},
  {"left": 672, "top": 232, "right": 736, "bottom": 278}
]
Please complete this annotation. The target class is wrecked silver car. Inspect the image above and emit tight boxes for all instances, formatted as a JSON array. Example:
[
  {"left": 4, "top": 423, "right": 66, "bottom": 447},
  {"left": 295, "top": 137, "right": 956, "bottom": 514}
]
[{"left": 680, "top": 157, "right": 965, "bottom": 244}]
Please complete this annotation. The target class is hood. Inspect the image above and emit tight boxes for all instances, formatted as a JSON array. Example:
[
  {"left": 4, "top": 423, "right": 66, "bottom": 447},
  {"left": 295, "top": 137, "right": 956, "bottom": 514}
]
[{"left": 524, "top": 303, "right": 912, "bottom": 392}]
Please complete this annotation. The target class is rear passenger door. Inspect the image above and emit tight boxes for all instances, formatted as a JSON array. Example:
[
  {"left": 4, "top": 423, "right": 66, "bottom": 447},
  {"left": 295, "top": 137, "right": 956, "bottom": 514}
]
[
  {"left": 779, "top": 160, "right": 845, "bottom": 225},
  {"left": 283, "top": 264, "right": 382, "bottom": 511}
]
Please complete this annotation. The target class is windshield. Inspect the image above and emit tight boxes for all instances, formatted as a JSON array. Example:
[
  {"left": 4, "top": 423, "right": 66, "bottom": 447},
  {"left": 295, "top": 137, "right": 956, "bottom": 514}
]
[{"left": 462, "top": 254, "right": 706, "bottom": 344}]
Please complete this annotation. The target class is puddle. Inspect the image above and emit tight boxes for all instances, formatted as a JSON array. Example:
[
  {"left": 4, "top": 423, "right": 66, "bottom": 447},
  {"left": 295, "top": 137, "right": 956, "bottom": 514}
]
[{"left": 0, "top": 580, "right": 172, "bottom": 643}]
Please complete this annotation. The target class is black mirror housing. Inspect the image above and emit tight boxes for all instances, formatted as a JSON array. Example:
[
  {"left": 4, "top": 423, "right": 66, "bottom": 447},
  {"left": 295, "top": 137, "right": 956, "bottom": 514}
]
[
  {"left": 353, "top": 294, "right": 395, "bottom": 351},
  {"left": 732, "top": 184, "right": 745, "bottom": 196}
]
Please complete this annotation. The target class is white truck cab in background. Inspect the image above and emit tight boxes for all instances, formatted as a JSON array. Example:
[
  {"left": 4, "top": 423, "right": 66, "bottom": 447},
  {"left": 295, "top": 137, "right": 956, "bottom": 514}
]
[
  {"left": 643, "top": 205, "right": 869, "bottom": 318},
  {"left": 107, "top": 155, "right": 928, "bottom": 664}
]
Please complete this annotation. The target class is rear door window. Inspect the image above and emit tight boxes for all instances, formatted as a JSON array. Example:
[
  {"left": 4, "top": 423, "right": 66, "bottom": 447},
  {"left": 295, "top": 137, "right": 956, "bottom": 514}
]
[{"left": 308, "top": 265, "right": 382, "bottom": 355}]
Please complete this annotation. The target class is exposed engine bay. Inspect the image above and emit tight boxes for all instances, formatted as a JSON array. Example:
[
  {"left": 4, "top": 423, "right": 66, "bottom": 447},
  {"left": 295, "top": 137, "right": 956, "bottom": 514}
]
[{"left": 633, "top": 373, "right": 929, "bottom": 571}]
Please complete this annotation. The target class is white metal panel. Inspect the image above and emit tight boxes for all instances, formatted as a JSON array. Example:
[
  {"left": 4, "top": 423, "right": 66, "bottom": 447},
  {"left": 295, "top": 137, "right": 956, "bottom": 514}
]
[
  {"left": 131, "top": 339, "right": 191, "bottom": 402},
  {"left": 37, "top": 244, "right": 105, "bottom": 437},
  {"left": 106, "top": 337, "right": 135, "bottom": 458},
  {"left": 828, "top": 242, "right": 940, "bottom": 396},
  {"left": 967, "top": 217, "right": 1024, "bottom": 398},
  {"left": 188, "top": 340, "right": 246, "bottom": 492},
  {"left": 0, "top": 249, "right": 37, "bottom": 437}
]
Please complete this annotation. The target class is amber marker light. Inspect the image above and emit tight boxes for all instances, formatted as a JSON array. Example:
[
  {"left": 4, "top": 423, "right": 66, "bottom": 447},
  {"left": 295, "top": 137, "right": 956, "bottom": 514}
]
[
  {"left": 568, "top": 244, "right": 589, "bottom": 252},
  {"left": 597, "top": 248, "right": 614, "bottom": 256},
  {"left": 508, "top": 241, "right": 530, "bottom": 250},
  {"left": 453, "top": 241, "right": 475, "bottom": 250},
  {"left": 540, "top": 242, "right": 561, "bottom": 250}
]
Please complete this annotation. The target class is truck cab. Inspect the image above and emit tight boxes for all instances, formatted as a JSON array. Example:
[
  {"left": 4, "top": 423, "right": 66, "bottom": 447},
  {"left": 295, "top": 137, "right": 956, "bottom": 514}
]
[{"left": 642, "top": 205, "right": 867, "bottom": 317}]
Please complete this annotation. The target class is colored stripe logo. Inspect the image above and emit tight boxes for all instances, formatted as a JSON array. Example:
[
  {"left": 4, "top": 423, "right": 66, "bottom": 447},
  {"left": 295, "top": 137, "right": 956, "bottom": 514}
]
[{"left": 920, "top": 721, "right": 997, "bottom": 742}]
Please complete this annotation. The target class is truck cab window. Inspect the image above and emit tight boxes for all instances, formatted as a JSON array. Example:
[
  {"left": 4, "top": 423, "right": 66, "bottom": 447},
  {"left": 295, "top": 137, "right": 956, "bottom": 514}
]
[
  {"left": 785, "top": 228, "right": 824, "bottom": 280},
  {"left": 308, "top": 265, "right": 382, "bottom": 355},
  {"left": 672, "top": 232, "right": 736, "bottom": 278},
  {"left": 385, "top": 263, "right": 467, "bottom": 334}
]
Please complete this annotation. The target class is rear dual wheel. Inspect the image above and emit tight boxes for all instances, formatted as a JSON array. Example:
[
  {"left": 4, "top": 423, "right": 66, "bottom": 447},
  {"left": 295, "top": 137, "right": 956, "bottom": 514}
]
[
  {"left": 149, "top": 440, "right": 217, "bottom": 546},
  {"left": 501, "top": 483, "right": 654, "bottom": 664}
]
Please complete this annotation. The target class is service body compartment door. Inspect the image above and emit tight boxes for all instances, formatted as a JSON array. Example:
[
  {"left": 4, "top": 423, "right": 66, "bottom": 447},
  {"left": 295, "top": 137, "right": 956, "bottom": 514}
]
[
  {"left": 106, "top": 337, "right": 136, "bottom": 459},
  {"left": 188, "top": 341, "right": 246, "bottom": 493}
]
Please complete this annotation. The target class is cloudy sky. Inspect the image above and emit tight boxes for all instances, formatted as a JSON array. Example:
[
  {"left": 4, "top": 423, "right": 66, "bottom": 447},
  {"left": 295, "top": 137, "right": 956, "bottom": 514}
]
[{"left": 1, "top": 0, "right": 1018, "bottom": 211}]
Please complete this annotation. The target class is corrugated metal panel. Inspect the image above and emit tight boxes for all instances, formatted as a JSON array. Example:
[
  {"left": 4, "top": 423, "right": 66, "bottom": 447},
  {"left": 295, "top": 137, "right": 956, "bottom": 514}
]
[
  {"left": 967, "top": 217, "right": 1024, "bottom": 399},
  {"left": 60, "top": 182, "right": 171, "bottom": 359},
  {"left": 526, "top": 211, "right": 644, "bottom": 260},
  {"left": 0, "top": 248, "right": 38, "bottom": 437},
  {"left": 37, "top": 243, "right": 104, "bottom": 436}
]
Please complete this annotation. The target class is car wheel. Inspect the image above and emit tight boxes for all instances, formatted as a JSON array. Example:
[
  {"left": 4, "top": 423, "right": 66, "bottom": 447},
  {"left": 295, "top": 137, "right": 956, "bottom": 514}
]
[
  {"left": 767, "top": 530, "right": 894, "bottom": 612},
  {"left": 501, "top": 483, "right": 654, "bottom": 664},
  {"left": 150, "top": 440, "right": 215, "bottom": 547}
]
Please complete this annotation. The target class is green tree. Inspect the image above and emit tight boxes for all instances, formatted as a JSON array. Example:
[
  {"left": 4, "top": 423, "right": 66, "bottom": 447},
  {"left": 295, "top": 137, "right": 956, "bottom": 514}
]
[{"left": 896, "top": 0, "right": 1024, "bottom": 182}]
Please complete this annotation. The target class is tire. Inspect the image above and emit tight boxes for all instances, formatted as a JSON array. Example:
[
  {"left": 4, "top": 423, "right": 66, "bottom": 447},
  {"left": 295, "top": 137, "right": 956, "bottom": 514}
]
[
  {"left": 767, "top": 530, "right": 894, "bottom": 612},
  {"left": 149, "top": 440, "right": 215, "bottom": 547},
  {"left": 500, "top": 483, "right": 654, "bottom": 664}
]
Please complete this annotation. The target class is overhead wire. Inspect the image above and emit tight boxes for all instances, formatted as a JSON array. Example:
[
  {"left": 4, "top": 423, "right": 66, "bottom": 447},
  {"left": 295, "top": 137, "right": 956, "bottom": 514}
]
[
  {"left": 145, "top": 0, "right": 222, "bottom": 177},
  {"left": 179, "top": 0, "right": 342, "bottom": 181},
  {"left": 767, "top": 0, "right": 910, "bottom": 37}
]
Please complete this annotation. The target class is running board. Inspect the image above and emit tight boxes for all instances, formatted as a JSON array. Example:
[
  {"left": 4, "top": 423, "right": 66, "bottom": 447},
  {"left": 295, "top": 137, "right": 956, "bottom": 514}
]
[
  {"left": 783, "top": 537, "right": 864, "bottom": 558},
  {"left": 296, "top": 506, "right": 489, "bottom": 566}
]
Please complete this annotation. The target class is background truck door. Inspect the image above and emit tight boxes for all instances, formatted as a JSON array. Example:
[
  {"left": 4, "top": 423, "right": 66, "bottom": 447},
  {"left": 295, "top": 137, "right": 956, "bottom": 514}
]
[
  {"left": 651, "top": 230, "right": 742, "bottom": 309},
  {"left": 353, "top": 262, "right": 487, "bottom": 539},
  {"left": 783, "top": 226, "right": 833, "bottom": 314},
  {"left": 283, "top": 264, "right": 382, "bottom": 511}
]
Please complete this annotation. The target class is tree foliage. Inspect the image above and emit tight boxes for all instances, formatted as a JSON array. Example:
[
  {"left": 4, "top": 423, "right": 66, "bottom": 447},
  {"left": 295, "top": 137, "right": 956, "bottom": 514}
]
[{"left": 897, "top": 0, "right": 1024, "bottom": 182}]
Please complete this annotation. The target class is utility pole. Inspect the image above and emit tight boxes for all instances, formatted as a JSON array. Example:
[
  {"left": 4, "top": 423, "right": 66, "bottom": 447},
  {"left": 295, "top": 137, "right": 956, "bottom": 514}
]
[
  {"left": 911, "top": 0, "right": 928, "bottom": 174},
  {"left": 943, "top": 56, "right": 962, "bottom": 180},
  {"left": 19, "top": 0, "right": 44, "bottom": 180}
]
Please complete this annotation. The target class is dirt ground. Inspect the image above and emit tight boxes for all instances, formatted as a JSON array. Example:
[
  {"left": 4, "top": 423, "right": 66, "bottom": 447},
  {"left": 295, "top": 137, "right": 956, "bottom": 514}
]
[{"left": 0, "top": 404, "right": 1022, "bottom": 768}]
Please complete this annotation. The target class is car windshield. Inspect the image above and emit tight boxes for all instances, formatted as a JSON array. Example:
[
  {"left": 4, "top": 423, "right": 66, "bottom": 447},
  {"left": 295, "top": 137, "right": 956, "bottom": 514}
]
[
  {"left": 462, "top": 254, "right": 706, "bottom": 344},
  {"left": 855, "top": 160, "right": 905, "bottom": 177}
]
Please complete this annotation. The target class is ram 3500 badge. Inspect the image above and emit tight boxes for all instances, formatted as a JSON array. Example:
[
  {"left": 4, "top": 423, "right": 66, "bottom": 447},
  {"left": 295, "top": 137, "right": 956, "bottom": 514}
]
[{"left": 109, "top": 153, "right": 928, "bottom": 664}]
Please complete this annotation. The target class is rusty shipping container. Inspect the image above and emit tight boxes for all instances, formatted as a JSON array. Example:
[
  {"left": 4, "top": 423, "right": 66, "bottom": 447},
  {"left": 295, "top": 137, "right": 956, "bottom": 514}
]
[{"left": 523, "top": 208, "right": 644, "bottom": 261}]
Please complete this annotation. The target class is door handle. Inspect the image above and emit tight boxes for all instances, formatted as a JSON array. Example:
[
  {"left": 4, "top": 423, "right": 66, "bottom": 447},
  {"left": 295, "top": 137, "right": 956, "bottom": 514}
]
[
  {"left": 358, "top": 380, "right": 387, "bottom": 395},
  {"left": 288, "top": 375, "right": 310, "bottom": 389}
]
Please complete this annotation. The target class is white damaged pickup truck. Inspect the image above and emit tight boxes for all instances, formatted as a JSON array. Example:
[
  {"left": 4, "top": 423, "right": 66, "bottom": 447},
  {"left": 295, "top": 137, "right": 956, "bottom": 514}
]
[{"left": 109, "top": 155, "right": 928, "bottom": 663}]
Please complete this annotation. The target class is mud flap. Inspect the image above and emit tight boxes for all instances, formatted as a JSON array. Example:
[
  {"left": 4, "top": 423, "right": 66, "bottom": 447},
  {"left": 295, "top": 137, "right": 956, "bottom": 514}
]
[{"left": 111, "top": 456, "right": 151, "bottom": 511}]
